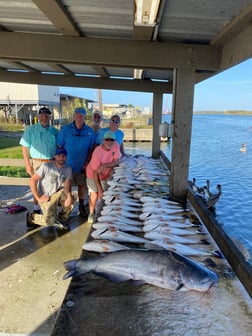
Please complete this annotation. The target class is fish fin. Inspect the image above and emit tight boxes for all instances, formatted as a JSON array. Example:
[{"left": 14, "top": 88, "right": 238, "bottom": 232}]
[
  {"left": 200, "top": 239, "right": 210, "bottom": 245},
  {"left": 63, "top": 259, "right": 79, "bottom": 279},
  {"left": 212, "top": 250, "right": 224, "bottom": 259},
  {"left": 129, "top": 279, "right": 146, "bottom": 286},
  {"left": 63, "top": 270, "right": 76, "bottom": 280},
  {"left": 176, "top": 283, "right": 185, "bottom": 291},
  {"left": 94, "top": 271, "right": 131, "bottom": 283}
]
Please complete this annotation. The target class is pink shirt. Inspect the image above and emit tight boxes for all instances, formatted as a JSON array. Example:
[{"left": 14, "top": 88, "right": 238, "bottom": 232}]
[{"left": 86, "top": 142, "right": 121, "bottom": 180}]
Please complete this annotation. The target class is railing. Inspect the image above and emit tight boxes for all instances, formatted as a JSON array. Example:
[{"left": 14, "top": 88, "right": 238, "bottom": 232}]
[{"left": 0, "top": 158, "right": 29, "bottom": 185}]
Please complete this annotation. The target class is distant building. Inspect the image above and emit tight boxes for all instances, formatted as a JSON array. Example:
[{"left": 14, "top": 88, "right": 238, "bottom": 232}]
[
  {"left": 0, "top": 83, "right": 96, "bottom": 124},
  {"left": 103, "top": 104, "right": 127, "bottom": 117},
  {"left": 0, "top": 82, "right": 60, "bottom": 124}
]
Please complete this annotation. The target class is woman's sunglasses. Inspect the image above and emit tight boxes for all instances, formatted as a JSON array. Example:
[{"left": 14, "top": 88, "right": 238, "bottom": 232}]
[
  {"left": 105, "top": 138, "right": 115, "bottom": 142},
  {"left": 111, "top": 119, "right": 120, "bottom": 124}
]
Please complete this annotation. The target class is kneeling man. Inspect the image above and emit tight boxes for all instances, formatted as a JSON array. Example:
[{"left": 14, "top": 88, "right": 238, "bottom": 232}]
[{"left": 27, "top": 147, "right": 76, "bottom": 229}]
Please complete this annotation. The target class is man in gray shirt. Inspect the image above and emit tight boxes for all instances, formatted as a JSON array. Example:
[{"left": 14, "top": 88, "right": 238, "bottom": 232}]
[{"left": 27, "top": 147, "right": 76, "bottom": 229}]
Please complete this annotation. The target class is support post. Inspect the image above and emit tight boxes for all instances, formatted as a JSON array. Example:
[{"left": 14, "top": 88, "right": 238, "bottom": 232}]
[
  {"left": 152, "top": 92, "right": 163, "bottom": 158},
  {"left": 170, "top": 68, "right": 195, "bottom": 201}
]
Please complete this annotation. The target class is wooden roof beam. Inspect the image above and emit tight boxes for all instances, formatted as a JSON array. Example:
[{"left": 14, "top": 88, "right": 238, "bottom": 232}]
[
  {"left": 0, "top": 32, "right": 221, "bottom": 72},
  {"left": 32, "top": 0, "right": 82, "bottom": 36}
]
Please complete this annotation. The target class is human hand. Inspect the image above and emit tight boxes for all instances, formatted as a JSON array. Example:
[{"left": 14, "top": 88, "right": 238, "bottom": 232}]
[{"left": 38, "top": 194, "right": 50, "bottom": 203}]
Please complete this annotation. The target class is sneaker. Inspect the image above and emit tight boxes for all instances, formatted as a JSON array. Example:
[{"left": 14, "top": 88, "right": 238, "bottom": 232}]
[
  {"left": 26, "top": 211, "right": 40, "bottom": 229},
  {"left": 88, "top": 213, "right": 95, "bottom": 224},
  {"left": 54, "top": 219, "right": 69, "bottom": 230},
  {"left": 78, "top": 203, "right": 88, "bottom": 218}
]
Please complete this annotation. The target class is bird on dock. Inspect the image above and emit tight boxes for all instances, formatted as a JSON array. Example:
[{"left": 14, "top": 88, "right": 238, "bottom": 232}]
[
  {"left": 206, "top": 184, "right": 222, "bottom": 209},
  {"left": 189, "top": 178, "right": 203, "bottom": 194}
]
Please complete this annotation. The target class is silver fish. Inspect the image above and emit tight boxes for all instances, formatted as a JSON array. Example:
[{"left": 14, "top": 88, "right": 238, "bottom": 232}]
[
  {"left": 98, "top": 215, "right": 143, "bottom": 226},
  {"left": 63, "top": 250, "right": 219, "bottom": 292},
  {"left": 143, "top": 223, "right": 202, "bottom": 235},
  {"left": 92, "top": 222, "right": 143, "bottom": 233},
  {"left": 144, "top": 232, "right": 206, "bottom": 244},
  {"left": 91, "top": 228, "right": 148, "bottom": 244},
  {"left": 82, "top": 240, "right": 130, "bottom": 253},
  {"left": 147, "top": 240, "right": 222, "bottom": 258}
]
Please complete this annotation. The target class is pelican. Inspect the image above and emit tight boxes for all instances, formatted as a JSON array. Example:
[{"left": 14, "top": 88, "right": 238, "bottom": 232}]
[
  {"left": 189, "top": 178, "right": 200, "bottom": 193},
  {"left": 206, "top": 184, "right": 222, "bottom": 208}
]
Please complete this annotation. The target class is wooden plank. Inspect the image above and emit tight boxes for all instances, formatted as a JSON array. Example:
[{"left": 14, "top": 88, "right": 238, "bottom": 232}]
[
  {"left": 0, "top": 158, "right": 25, "bottom": 167},
  {"left": 188, "top": 187, "right": 252, "bottom": 299},
  {"left": 0, "top": 177, "right": 29, "bottom": 185}
]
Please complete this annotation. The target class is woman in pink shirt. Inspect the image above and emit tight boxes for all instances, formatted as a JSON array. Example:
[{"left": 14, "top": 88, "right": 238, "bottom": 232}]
[{"left": 86, "top": 130, "right": 121, "bottom": 223}]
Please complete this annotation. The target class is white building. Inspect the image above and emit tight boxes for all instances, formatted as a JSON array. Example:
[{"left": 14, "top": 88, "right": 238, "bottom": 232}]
[{"left": 0, "top": 82, "right": 60, "bottom": 123}]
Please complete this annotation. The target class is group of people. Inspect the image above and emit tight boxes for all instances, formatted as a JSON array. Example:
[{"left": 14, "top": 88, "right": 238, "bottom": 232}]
[{"left": 20, "top": 106, "right": 124, "bottom": 229}]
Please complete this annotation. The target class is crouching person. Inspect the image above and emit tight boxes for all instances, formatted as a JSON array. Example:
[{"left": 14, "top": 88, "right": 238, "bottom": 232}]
[
  {"left": 27, "top": 148, "right": 76, "bottom": 229},
  {"left": 86, "top": 130, "right": 122, "bottom": 223}
]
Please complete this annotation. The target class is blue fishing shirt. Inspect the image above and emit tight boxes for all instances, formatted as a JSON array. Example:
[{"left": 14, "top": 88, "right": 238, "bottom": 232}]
[
  {"left": 57, "top": 122, "right": 95, "bottom": 173},
  {"left": 19, "top": 123, "right": 58, "bottom": 159}
]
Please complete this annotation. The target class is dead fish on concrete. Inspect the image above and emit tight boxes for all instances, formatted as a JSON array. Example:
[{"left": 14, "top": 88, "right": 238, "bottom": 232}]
[
  {"left": 143, "top": 223, "right": 203, "bottom": 235},
  {"left": 146, "top": 240, "right": 223, "bottom": 258},
  {"left": 91, "top": 228, "right": 148, "bottom": 244},
  {"left": 92, "top": 222, "right": 143, "bottom": 233},
  {"left": 82, "top": 239, "right": 130, "bottom": 253},
  {"left": 144, "top": 232, "right": 209, "bottom": 244},
  {"left": 63, "top": 249, "right": 219, "bottom": 292},
  {"left": 98, "top": 215, "right": 143, "bottom": 226}
]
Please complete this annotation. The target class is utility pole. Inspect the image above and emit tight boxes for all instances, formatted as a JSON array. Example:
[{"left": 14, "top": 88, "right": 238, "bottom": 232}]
[{"left": 98, "top": 89, "right": 103, "bottom": 111}]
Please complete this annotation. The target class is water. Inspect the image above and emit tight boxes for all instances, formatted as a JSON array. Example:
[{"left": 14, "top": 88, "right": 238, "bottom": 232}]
[{"left": 124, "top": 114, "right": 252, "bottom": 262}]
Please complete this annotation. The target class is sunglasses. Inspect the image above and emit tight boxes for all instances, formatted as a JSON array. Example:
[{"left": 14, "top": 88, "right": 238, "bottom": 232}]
[
  {"left": 111, "top": 119, "right": 120, "bottom": 124},
  {"left": 105, "top": 138, "right": 115, "bottom": 142},
  {"left": 94, "top": 115, "right": 101, "bottom": 119}
]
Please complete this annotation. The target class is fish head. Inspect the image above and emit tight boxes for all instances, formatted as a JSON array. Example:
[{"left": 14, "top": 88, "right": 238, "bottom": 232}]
[
  {"left": 173, "top": 252, "right": 219, "bottom": 292},
  {"left": 180, "top": 262, "right": 219, "bottom": 292}
]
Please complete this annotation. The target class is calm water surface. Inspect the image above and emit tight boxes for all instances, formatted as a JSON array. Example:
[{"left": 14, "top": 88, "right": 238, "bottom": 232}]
[{"left": 124, "top": 114, "right": 252, "bottom": 262}]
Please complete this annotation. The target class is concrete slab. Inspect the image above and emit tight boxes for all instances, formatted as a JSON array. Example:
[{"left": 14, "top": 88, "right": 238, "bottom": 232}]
[{"left": 0, "top": 192, "right": 91, "bottom": 335}]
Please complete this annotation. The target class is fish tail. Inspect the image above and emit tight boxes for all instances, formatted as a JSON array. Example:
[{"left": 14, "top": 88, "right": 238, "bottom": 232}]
[{"left": 63, "top": 259, "right": 79, "bottom": 280}]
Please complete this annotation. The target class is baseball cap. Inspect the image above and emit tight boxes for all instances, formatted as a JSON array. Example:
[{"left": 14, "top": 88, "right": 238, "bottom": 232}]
[
  {"left": 93, "top": 110, "right": 103, "bottom": 119},
  {"left": 55, "top": 148, "right": 67, "bottom": 156},
  {"left": 39, "top": 107, "right": 51, "bottom": 115},
  {"left": 104, "top": 130, "right": 116, "bottom": 140},
  {"left": 74, "top": 107, "right": 86, "bottom": 115}
]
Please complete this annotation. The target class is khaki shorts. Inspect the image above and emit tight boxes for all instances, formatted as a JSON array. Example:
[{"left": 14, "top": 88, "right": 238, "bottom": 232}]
[
  {"left": 72, "top": 172, "right": 87, "bottom": 186},
  {"left": 31, "top": 159, "right": 51, "bottom": 172},
  {"left": 86, "top": 177, "right": 108, "bottom": 193}
]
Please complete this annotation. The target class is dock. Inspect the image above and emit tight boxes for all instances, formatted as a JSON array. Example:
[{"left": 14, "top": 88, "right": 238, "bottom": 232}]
[{"left": 1, "top": 156, "right": 252, "bottom": 335}]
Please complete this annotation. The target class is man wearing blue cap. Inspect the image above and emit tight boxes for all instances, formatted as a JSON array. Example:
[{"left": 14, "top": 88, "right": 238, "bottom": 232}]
[
  {"left": 26, "top": 147, "right": 76, "bottom": 229},
  {"left": 57, "top": 107, "right": 95, "bottom": 217}
]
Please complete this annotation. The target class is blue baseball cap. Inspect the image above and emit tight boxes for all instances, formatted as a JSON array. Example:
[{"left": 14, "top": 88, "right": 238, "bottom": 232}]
[
  {"left": 74, "top": 107, "right": 86, "bottom": 115},
  {"left": 55, "top": 148, "right": 67, "bottom": 156}
]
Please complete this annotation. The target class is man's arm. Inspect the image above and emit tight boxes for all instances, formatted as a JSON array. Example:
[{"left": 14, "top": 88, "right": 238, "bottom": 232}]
[
  {"left": 63, "top": 179, "right": 73, "bottom": 207},
  {"left": 30, "top": 173, "right": 49, "bottom": 203},
  {"left": 22, "top": 146, "right": 33, "bottom": 176},
  {"left": 96, "top": 158, "right": 121, "bottom": 174}
]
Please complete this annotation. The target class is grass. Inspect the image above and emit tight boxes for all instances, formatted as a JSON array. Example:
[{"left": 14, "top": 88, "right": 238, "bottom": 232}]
[{"left": 0, "top": 131, "right": 27, "bottom": 177}]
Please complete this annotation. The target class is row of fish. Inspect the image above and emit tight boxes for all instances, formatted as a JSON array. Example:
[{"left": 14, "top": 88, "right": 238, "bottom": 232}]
[{"left": 64, "top": 155, "right": 220, "bottom": 292}]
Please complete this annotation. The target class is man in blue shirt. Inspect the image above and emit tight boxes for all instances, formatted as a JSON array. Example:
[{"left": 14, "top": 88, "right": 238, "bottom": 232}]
[
  {"left": 95, "top": 114, "right": 125, "bottom": 155},
  {"left": 57, "top": 107, "right": 95, "bottom": 217}
]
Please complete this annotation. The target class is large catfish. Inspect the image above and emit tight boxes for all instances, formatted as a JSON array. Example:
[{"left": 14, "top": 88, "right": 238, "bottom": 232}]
[{"left": 63, "top": 250, "right": 219, "bottom": 292}]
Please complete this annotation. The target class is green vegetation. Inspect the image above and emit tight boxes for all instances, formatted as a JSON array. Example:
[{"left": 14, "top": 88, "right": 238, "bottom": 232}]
[{"left": 0, "top": 130, "right": 27, "bottom": 177}]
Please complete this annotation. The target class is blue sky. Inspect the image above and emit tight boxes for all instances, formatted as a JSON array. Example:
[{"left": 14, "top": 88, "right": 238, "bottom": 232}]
[{"left": 60, "top": 58, "right": 252, "bottom": 112}]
